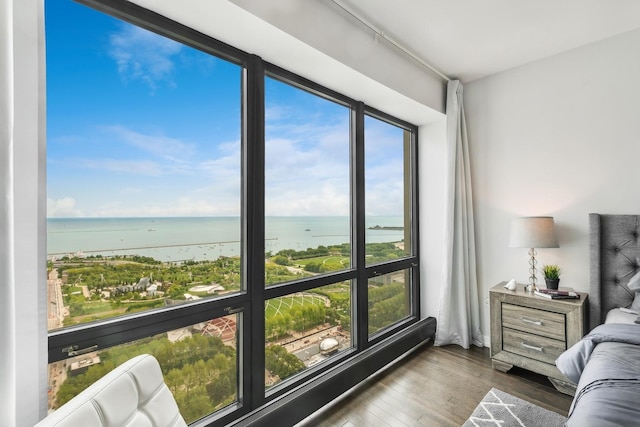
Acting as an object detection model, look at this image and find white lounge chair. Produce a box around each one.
[35,354,187,427]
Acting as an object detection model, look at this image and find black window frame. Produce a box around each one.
[45,1,424,426]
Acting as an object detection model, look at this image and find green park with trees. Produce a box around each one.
[49,241,408,423]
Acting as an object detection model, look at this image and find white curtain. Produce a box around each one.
[435,80,483,348]
[0,1,47,426]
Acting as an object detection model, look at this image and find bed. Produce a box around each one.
[556,214,640,426]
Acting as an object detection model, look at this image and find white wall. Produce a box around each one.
[1,0,47,426]
[227,0,446,115]
[465,28,640,344]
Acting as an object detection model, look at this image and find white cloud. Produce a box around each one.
[197,139,241,180]
[49,103,406,218]
[109,24,182,91]
[63,125,218,179]
[77,158,163,176]
[264,132,351,216]
[48,197,84,218]
[264,182,350,216]
[265,105,289,122]
[90,196,240,218]
[103,125,196,162]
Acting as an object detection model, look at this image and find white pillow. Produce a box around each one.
[605,290,640,325]
[632,291,640,312]
[632,292,640,323]
[605,308,638,324]
[628,259,640,291]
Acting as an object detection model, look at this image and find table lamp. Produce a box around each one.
[509,216,559,292]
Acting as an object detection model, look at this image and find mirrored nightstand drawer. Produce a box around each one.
[502,327,565,365]
[502,303,565,341]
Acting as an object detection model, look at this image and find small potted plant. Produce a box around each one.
[542,264,561,290]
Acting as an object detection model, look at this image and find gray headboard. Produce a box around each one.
[589,213,640,330]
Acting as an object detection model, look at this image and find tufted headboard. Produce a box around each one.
[589,213,640,330]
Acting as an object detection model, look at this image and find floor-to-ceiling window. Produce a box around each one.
[45,1,420,425]
[263,75,354,389]
[364,114,415,336]
[45,2,246,423]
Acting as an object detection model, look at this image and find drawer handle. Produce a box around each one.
[521,342,544,352]
[520,317,542,326]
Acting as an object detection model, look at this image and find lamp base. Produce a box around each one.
[526,248,539,294]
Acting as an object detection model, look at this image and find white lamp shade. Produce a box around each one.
[509,217,559,248]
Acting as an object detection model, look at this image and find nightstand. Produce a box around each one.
[490,282,588,395]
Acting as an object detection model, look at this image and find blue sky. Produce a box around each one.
[46,0,404,218]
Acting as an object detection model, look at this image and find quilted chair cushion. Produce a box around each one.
[35,354,187,427]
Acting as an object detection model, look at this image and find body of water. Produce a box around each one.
[47,216,405,262]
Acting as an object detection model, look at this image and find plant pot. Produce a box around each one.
[545,278,560,290]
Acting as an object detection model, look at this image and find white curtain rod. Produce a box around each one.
[329,0,451,82]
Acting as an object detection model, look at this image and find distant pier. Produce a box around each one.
[368,225,403,230]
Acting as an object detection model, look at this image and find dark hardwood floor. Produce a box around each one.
[296,343,573,426]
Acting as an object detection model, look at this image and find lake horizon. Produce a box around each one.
[47,216,405,262]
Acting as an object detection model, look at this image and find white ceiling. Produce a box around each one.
[335,0,640,82]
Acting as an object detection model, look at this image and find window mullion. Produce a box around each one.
[353,102,368,351]
[244,53,266,410]
[409,128,420,319]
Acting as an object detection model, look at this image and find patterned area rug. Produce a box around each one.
[462,388,567,427]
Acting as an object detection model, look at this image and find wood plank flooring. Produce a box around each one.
[296,343,573,426]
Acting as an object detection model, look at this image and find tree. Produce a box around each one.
[167,284,184,299]
[304,261,322,273]
[273,255,290,266]
[174,386,215,423]
[265,345,305,381]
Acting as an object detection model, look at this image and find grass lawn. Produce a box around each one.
[79,301,115,314]
[265,293,328,318]
[293,254,349,267]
